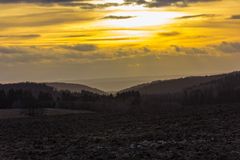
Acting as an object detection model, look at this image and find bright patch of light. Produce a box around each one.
[108,4,146,11]
[111,30,151,38]
[93,0,124,4]
[103,0,124,3]
[101,11,185,28]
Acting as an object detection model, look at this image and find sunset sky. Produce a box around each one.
[0,0,240,88]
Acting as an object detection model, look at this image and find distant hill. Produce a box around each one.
[182,71,240,105]
[46,82,105,95]
[185,71,240,91]
[121,73,227,95]
[0,82,105,95]
[0,82,54,93]
[66,75,183,92]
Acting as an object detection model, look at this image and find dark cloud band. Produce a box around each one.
[177,14,216,19]
[230,15,240,19]
[124,0,220,8]
[103,15,136,19]
[0,0,221,9]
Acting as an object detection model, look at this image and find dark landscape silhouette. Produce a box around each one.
[0,71,240,159]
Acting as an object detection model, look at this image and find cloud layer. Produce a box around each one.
[0,41,239,64]
[0,0,221,9]
[0,0,239,83]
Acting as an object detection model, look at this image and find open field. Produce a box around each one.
[0,108,93,120]
[0,104,240,160]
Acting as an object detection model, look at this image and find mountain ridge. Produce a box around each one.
[119,72,233,95]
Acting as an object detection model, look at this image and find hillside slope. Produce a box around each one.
[121,74,226,95]
[0,82,54,93]
[46,82,105,95]
[182,71,240,105]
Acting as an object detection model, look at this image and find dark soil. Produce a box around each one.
[0,104,240,160]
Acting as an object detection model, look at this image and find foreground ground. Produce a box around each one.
[0,108,93,119]
[0,104,240,160]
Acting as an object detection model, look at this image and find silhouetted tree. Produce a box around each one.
[0,90,7,108]
[38,91,55,108]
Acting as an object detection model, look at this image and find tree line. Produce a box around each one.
[182,72,240,105]
[0,72,240,115]
[0,85,141,114]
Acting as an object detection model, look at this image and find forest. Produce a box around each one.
[0,72,240,115]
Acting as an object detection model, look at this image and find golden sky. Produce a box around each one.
[0,0,240,87]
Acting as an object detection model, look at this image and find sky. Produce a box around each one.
[0,0,240,89]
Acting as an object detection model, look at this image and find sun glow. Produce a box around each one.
[101,11,186,28]
[103,0,124,3]
[93,0,124,4]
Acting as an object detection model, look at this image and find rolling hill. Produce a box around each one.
[185,71,240,91]
[0,82,105,95]
[0,82,54,93]
[46,82,105,95]
[182,71,240,105]
[120,73,227,95]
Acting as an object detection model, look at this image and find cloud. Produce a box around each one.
[0,41,239,65]
[212,42,240,53]
[0,0,121,9]
[124,0,220,8]
[177,14,216,19]
[229,15,240,19]
[0,0,79,4]
[0,45,101,64]
[0,11,95,29]
[63,34,90,38]
[0,46,41,54]
[0,34,40,39]
[0,0,221,9]
[0,46,58,63]
[76,2,120,9]
[170,45,209,55]
[168,41,240,56]
[62,44,98,52]
[0,44,152,64]
[87,37,138,41]
[103,15,136,20]
[158,31,180,36]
